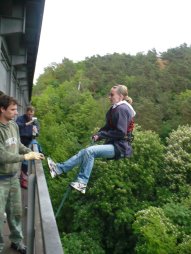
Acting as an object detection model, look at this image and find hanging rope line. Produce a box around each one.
[55,185,72,218]
[55,139,95,218]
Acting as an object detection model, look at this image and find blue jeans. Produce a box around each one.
[57,144,115,184]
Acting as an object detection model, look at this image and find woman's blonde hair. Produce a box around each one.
[112,84,133,104]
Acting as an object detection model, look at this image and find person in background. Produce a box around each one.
[0,94,44,253]
[47,84,136,194]
[16,106,39,189]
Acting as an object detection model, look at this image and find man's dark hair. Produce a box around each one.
[0,95,18,110]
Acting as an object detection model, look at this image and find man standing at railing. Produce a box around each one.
[16,105,40,189]
[0,95,44,253]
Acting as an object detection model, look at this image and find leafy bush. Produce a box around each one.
[160,125,191,200]
[61,232,105,254]
[163,202,191,235]
[177,237,191,254]
[133,206,178,254]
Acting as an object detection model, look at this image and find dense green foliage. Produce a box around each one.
[33,44,191,253]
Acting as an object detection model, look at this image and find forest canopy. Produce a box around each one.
[32,44,191,254]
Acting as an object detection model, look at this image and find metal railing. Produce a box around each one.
[26,144,64,254]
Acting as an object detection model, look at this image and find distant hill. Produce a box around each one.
[33,43,191,138]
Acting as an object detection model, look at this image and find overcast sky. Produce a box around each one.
[34,0,191,82]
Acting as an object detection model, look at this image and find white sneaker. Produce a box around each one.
[70,181,87,194]
[47,157,60,178]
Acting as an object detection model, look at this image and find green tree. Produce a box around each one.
[31,45,191,253]
[133,206,178,254]
[55,127,164,254]
[61,232,105,254]
[158,125,191,202]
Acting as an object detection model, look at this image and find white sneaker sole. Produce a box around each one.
[70,183,86,194]
[47,157,58,178]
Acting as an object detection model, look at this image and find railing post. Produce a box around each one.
[26,173,36,254]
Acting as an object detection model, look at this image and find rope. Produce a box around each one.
[55,185,72,218]
[55,139,95,218]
